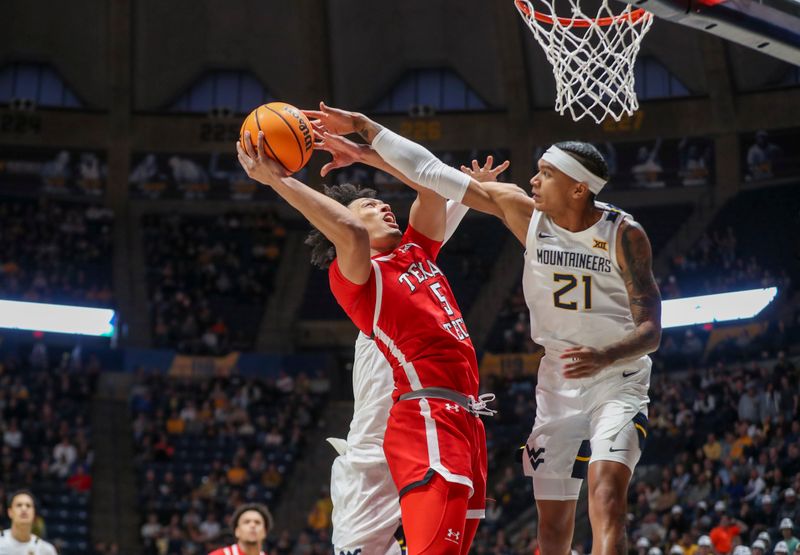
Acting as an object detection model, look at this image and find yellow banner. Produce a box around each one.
[704,322,768,355]
[168,352,240,378]
[480,351,543,376]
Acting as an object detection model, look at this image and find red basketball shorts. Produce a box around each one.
[383,397,487,519]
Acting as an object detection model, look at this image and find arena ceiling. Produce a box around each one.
[3,0,796,114]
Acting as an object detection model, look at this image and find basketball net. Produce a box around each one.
[515,0,654,123]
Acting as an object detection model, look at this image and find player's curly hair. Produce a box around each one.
[305,183,377,269]
[230,502,273,535]
[554,141,609,202]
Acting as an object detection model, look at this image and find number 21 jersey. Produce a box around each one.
[523,202,649,369]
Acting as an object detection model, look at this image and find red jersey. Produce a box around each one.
[329,225,479,400]
[208,545,264,555]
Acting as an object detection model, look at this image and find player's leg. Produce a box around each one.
[460,416,488,555]
[399,473,470,555]
[586,461,632,555]
[330,453,402,555]
[533,483,580,555]
[587,414,646,555]
[523,411,588,555]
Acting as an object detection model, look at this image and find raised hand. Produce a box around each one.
[314,132,370,177]
[460,155,511,183]
[303,102,363,136]
[236,131,290,186]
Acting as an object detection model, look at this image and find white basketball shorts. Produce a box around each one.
[330,443,402,555]
[521,355,651,500]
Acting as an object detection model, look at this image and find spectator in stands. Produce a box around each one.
[66,464,92,493]
[780,519,799,554]
[141,512,162,545]
[710,512,747,554]
[306,488,333,533]
[0,198,114,307]
[153,433,174,461]
[199,512,222,543]
[704,433,723,461]
[165,411,185,435]
[227,457,249,486]
[2,420,23,449]
[261,464,282,489]
[51,435,78,478]
[143,210,284,353]
[745,131,782,181]
[739,385,761,423]
[696,535,713,555]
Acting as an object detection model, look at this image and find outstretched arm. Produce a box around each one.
[236,131,371,284]
[561,220,662,378]
[315,131,505,218]
[307,103,534,243]
[460,160,534,245]
[312,131,446,240]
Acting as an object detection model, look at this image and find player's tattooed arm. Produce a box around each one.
[562,220,661,378]
[353,115,384,143]
[608,220,662,361]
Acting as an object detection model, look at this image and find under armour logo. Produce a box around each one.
[445,529,461,544]
[445,403,460,412]
[526,445,546,470]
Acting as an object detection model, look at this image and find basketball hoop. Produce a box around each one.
[515,0,654,123]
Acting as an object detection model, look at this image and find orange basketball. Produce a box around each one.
[240,102,314,174]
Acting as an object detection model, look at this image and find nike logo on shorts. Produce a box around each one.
[622,369,641,378]
[609,446,629,452]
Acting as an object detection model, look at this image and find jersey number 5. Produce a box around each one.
[553,273,592,310]
[430,282,455,316]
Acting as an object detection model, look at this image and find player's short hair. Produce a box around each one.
[230,503,273,535]
[553,141,609,201]
[304,183,378,269]
[7,489,36,510]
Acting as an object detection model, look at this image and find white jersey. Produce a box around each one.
[522,202,651,380]
[0,530,58,555]
[345,332,396,458]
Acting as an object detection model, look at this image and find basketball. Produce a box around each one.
[240,102,314,174]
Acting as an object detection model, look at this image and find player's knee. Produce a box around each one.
[538,517,572,551]
[590,483,626,522]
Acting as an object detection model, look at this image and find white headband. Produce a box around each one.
[541,146,607,194]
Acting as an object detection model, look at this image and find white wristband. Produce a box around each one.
[372,128,470,202]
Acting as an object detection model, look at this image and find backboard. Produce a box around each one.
[617,0,800,64]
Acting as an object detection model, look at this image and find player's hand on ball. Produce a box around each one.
[315,132,369,177]
[303,101,363,136]
[560,346,613,378]
[236,131,289,186]
[460,156,510,183]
